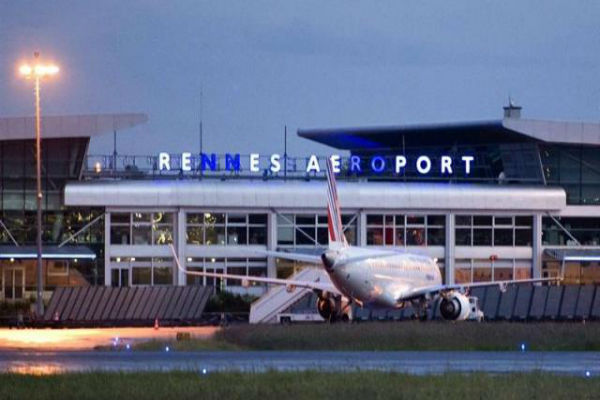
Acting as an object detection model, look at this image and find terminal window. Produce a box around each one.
[455,215,532,247]
[366,214,445,247]
[186,212,267,246]
[110,212,174,245]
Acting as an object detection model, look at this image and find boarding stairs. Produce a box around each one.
[249,267,331,324]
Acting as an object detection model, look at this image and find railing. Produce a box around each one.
[82,153,544,184]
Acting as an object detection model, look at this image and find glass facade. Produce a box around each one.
[0,137,105,299]
[455,215,532,247]
[542,258,600,285]
[455,258,531,284]
[1,258,99,299]
[110,212,173,245]
[186,213,267,246]
[542,217,600,246]
[277,213,357,247]
[366,214,445,246]
[185,257,267,289]
[540,145,600,205]
[110,257,173,286]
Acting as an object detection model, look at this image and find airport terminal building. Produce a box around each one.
[1,105,600,312]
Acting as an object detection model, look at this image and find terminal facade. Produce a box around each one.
[1,106,600,302]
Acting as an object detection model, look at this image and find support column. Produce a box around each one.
[532,213,543,280]
[104,211,111,286]
[176,208,186,285]
[444,213,455,285]
[359,212,367,247]
[267,211,277,278]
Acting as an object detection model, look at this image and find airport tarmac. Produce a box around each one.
[0,327,218,351]
[0,350,598,376]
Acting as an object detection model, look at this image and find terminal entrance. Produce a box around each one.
[111,268,129,287]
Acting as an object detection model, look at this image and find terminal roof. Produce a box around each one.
[0,113,148,141]
[298,118,600,150]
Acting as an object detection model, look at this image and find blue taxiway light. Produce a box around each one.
[165,346,170,352]
[586,371,591,378]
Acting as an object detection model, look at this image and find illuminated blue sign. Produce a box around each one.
[157,153,475,175]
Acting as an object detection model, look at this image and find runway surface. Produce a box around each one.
[1,350,598,376]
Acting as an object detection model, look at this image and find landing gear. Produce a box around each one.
[411,299,430,321]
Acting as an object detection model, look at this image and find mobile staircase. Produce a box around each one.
[249,267,331,324]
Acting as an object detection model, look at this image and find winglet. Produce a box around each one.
[325,158,348,248]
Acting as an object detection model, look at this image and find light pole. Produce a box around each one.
[19,52,59,317]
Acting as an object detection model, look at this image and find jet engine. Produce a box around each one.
[439,292,471,321]
[316,293,352,322]
[317,295,337,321]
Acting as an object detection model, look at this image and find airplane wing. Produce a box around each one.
[403,276,562,300]
[169,245,340,295]
[247,249,322,264]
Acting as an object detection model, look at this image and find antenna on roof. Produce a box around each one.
[199,87,203,178]
[503,96,522,119]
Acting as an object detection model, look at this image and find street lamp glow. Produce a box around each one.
[19,63,59,78]
[18,52,60,317]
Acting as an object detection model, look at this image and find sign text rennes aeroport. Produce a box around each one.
[158,153,475,175]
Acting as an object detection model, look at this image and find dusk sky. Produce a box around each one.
[1,1,599,156]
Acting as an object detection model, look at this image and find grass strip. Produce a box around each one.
[0,371,597,400]
[134,321,600,352]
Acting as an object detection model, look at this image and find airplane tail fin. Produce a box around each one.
[325,158,348,248]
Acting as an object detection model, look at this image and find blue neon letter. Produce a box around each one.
[349,155,362,173]
[225,153,241,171]
[201,153,217,171]
[370,156,386,173]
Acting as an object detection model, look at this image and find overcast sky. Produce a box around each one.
[1,1,599,156]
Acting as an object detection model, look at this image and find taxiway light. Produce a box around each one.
[520,343,526,352]
[202,368,207,375]
[586,371,591,378]
[165,346,170,352]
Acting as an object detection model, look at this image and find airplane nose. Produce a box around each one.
[321,251,337,272]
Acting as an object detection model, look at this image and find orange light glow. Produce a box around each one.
[19,63,59,78]
[0,326,218,351]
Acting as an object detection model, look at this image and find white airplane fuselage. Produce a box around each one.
[323,246,442,308]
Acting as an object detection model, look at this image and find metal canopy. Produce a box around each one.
[65,180,566,211]
[545,248,600,262]
[299,118,600,150]
[0,245,96,260]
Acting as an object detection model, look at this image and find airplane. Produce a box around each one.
[169,159,561,322]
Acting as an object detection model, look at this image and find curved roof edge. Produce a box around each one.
[65,180,566,212]
[299,118,600,149]
[0,113,148,141]
[502,118,600,145]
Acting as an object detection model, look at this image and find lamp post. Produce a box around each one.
[19,52,59,317]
